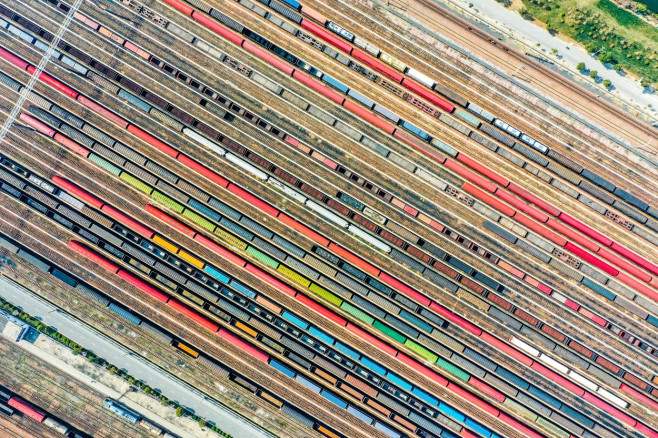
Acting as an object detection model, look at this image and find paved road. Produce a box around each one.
[0,277,274,438]
[434,0,658,117]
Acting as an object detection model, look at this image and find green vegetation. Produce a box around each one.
[590,69,599,77]
[521,0,658,83]
[598,50,613,63]
[603,78,612,87]
[577,61,587,70]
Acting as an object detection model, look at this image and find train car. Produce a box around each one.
[225,153,269,181]
[0,386,12,401]
[182,128,226,156]
[0,402,14,417]
[519,133,549,154]
[280,0,302,11]
[492,118,521,138]
[406,68,435,89]
[379,52,407,73]
[8,396,47,422]
[138,418,164,436]
[175,340,201,358]
[326,21,355,42]
[103,398,140,424]
[44,416,70,435]
[305,200,349,228]
[348,225,392,253]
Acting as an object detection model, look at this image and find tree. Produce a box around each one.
[603,79,611,88]
[590,70,598,78]
[577,62,586,71]
[613,63,623,72]
[640,77,652,88]
[175,406,185,417]
[199,419,207,428]
[584,41,599,53]
[598,51,613,63]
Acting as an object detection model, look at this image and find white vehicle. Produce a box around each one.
[348,225,391,253]
[225,153,268,180]
[305,201,349,228]
[183,128,226,156]
[493,118,521,138]
[406,68,435,89]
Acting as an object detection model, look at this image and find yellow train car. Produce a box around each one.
[174,340,200,358]
[235,321,258,338]
[259,391,283,408]
[178,250,205,269]
[317,426,341,438]
[153,235,179,253]
[379,52,407,72]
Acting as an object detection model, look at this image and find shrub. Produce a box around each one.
[585,41,599,52]
[598,51,613,63]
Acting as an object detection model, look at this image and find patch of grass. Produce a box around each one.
[598,0,647,26]
[522,0,658,82]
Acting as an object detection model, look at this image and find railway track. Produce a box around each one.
[413,0,658,147]
[1,1,658,438]
[311,0,658,197]
[0,335,148,438]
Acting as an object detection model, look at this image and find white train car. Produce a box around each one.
[406,68,435,89]
[183,128,226,156]
[493,118,521,138]
[305,201,349,228]
[348,225,391,253]
[225,153,269,180]
[44,417,70,435]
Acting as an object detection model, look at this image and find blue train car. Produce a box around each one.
[103,399,140,424]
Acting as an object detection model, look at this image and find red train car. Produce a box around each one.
[8,397,46,422]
